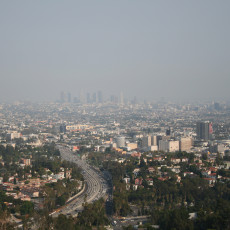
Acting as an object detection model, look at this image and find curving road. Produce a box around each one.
[52,145,108,217]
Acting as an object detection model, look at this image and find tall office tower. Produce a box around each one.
[142,135,152,147]
[60,125,66,133]
[67,93,72,103]
[110,95,117,103]
[87,93,91,103]
[60,91,66,103]
[79,90,84,104]
[214,102,221,111]
[120,92,124,105]
[151,135,157,146]
[132,96,137,105]
[196,121,213,141]
[166,127,171,136]
[73,97,79,103]
[92,92,97,103]
[159,140,169,152]
[157,135,163,146]
[98,91,103,103]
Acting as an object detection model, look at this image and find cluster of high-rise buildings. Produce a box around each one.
[60,92,72,103]
[141,134,193,152]
[59,91,127,105]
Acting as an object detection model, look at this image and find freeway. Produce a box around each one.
[51,145,109,217]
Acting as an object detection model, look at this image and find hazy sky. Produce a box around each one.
[0,1,230,102]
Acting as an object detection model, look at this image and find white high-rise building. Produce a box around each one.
[179,137,193,152]
[169,140,180,152]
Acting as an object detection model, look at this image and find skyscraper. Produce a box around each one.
[166,127,171,136]
[60,125,66,133]
[98,91,103,103]
[79,90,84,104]
[196,121,213,141]
[142,135,152,148]
[67,92,72,103]
[87,93,91,103]
[120,92,124,105]
[92,92,97,103]
[60,91,66,103]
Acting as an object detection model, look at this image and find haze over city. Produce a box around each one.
[0,1,230,102]
[1,2,230,228]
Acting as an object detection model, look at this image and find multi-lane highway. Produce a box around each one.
[52,145,109,217]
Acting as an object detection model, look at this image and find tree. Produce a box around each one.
[55,214,75,230]
[202,153,208,160]
[56,195,66,206]
[20,201,34,216]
